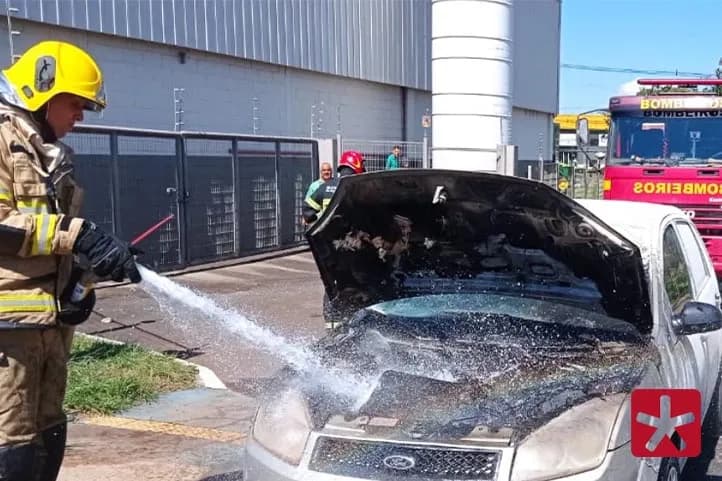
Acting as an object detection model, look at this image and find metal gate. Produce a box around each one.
[66,129,183,271]
[184,137,236,264]
[65,126,318,271]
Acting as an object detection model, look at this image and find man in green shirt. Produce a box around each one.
[386,145,401,170]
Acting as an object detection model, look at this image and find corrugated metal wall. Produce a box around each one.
[6,0,430,90]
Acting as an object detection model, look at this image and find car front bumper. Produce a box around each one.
[243,436,660,481]
[244,439,357,481]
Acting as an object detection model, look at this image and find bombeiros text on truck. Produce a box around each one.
[577,75,722,277]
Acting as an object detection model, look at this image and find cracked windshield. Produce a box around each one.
[3,2,722,481]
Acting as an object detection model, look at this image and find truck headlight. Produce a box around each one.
[511,394,626,481]
[252,389,312,465]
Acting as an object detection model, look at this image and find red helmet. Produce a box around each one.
[338,150,365,174]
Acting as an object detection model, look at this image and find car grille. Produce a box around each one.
[309,436,499,480]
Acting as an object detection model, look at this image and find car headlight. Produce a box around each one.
[511,394,626,481]
[252,389,312,465]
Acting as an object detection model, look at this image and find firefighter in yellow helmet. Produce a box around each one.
[0,41,141,481]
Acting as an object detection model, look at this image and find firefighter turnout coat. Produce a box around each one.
[0,103,84,327]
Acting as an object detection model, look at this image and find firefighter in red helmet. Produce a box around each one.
[303,150,365,224]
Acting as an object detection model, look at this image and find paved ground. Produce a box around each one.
[60,250,324,481]
[57,250,722,480]
[60,389,249,481]
[80,250,326,388]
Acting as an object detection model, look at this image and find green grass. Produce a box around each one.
[65,335,198,415]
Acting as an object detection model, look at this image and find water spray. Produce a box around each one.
[137,265,371,400]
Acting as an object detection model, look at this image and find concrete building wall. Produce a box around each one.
[511,0,561,159]
[0,19,425,140]
[404,87,432,142]
[512,0,560,115]
[0,0,560,151]
[512,107,554,160]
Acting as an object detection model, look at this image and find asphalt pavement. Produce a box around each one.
[57,250,722,480]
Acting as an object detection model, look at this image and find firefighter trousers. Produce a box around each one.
[0,325,74,481]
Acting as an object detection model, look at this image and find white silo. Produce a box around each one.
[431,0,514,171]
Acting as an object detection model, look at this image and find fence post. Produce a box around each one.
[312,139,320,179]
[231,138,240,257]
[335,133,342,170]
[109,131,121,237]
[176,135,189,267]
[274,141,281,248]
[422,136,429,169]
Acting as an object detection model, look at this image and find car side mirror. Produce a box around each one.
[672,301,722,335]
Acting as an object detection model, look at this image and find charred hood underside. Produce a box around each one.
[305,170,652,333]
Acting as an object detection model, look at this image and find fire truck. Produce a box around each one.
[596,78,722,276]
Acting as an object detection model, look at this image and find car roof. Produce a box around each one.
[576,199,685,250]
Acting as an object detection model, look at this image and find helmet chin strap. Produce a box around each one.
[31,100,58,143]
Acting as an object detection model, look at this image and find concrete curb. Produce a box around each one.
[174,357,227,390]
[76,332,228,390]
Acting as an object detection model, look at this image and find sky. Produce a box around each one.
[559,0,722,113]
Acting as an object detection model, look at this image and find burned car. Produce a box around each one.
[244,170,722,481]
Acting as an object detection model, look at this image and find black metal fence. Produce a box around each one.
[516,157,604,200]
[338,138,430,172]
[64,126,318,272]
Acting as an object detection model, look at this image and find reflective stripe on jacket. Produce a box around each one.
[305,178,325,200]
[0,105,85,326]
[302,177,341,223]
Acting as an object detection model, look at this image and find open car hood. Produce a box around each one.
[305,170,652,333]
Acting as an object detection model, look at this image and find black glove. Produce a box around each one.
[57,266,97,326]
[73,221,142,283]
[57,289,96,326]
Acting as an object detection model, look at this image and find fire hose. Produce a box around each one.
[70,214,176,302]
[129,213,176,247]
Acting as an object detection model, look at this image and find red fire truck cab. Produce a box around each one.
[603,78,722,277]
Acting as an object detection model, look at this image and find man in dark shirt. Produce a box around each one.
[303,150,365,224]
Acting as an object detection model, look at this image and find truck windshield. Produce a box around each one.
[609,113,722,165]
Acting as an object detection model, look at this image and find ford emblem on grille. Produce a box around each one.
[382,454,416,471]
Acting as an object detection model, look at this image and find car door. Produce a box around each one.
[657,222,707,404]
[674,220,722,403]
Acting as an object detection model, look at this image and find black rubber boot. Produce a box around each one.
[0,442,38,481]
[38,423,67,481]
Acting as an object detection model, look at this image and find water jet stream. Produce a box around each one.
[138,265,369,400]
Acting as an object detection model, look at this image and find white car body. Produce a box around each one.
[244,172,722,481]
[579,199,722,477]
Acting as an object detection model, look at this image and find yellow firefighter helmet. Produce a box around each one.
[2,40,106,112]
